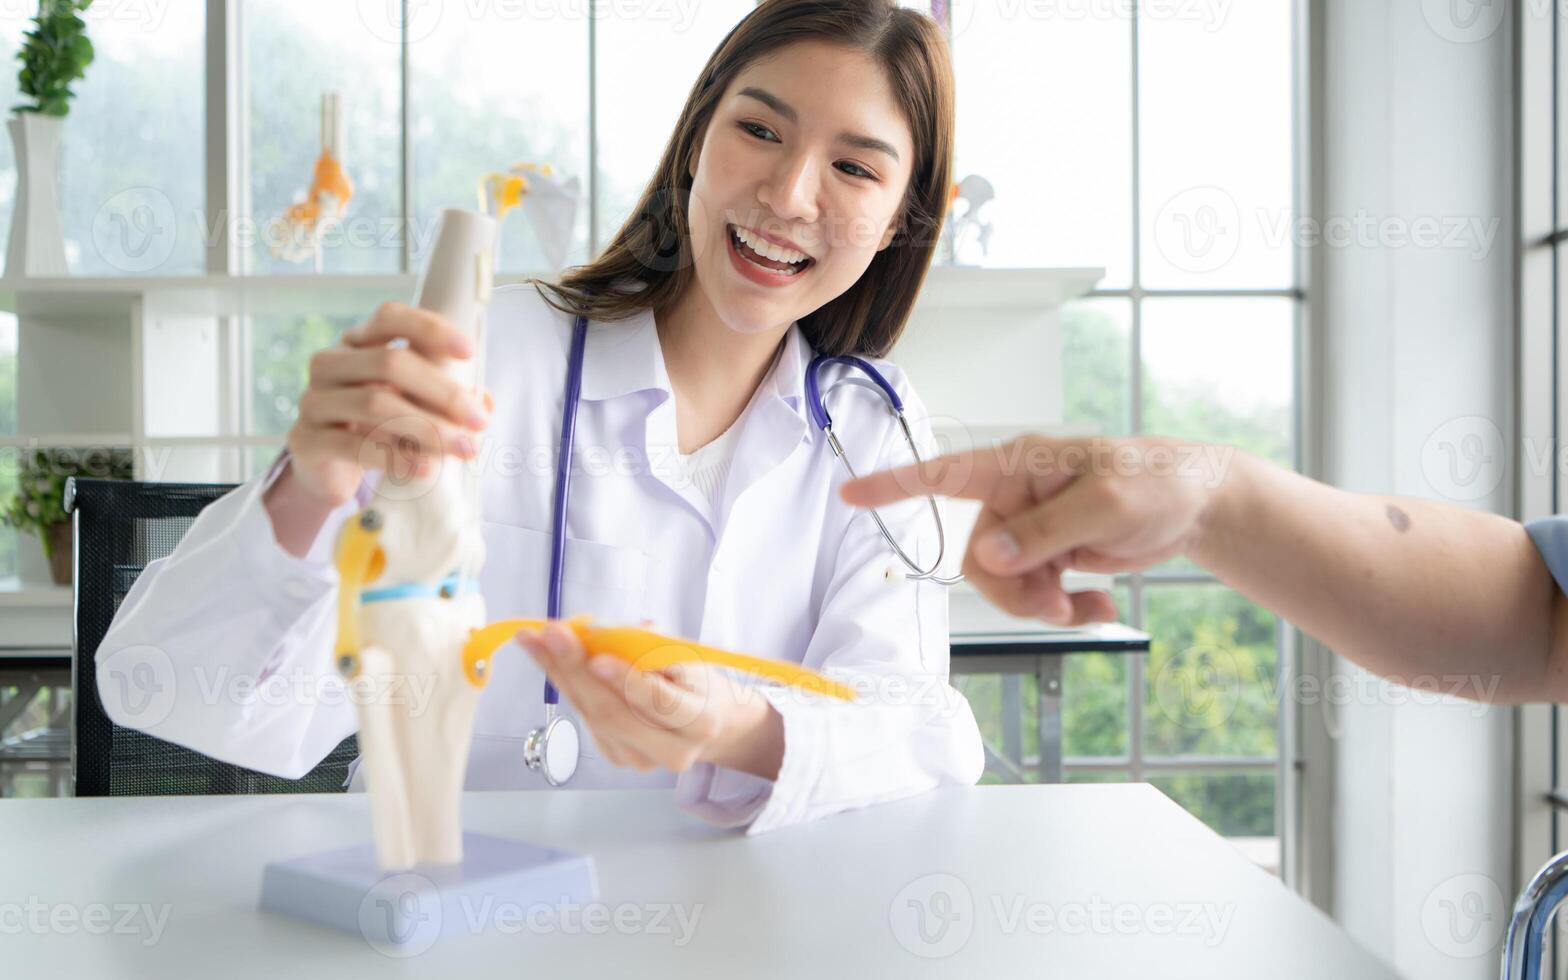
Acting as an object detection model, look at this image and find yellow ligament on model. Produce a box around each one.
[332,506,855,701]
[462,618,858,702]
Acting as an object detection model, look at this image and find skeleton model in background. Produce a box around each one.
[268,92,354,272]
[481,161,581,271]
[941,174,994,266]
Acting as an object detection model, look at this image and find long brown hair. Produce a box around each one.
[531,0,954,358]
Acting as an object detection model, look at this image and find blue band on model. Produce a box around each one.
[360,572,479,604]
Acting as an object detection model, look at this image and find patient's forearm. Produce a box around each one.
[1188,451,1563,702]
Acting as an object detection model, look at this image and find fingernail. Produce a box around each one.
[451,333,475,357]
[979,531,1020,567]
[546,627,578,662]
[454,434,476,458]
[467,403,489,429]
[589,657,617,680]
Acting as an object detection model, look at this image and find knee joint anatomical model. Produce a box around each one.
[332,207,496,871]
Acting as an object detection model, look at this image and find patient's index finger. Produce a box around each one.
[839,448,1005,508]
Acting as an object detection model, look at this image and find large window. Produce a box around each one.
[951,0,1300,868]
[0,2,1301,845]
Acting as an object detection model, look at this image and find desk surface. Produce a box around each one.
[3,785,1392,978]
[951,622,1151,656]
[1,623,1152,665]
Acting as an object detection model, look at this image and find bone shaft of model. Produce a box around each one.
[321,91,342,163]
[414,210,498,389]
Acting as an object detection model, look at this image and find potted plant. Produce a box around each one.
[2,446,130,585]
[7,0,94,277]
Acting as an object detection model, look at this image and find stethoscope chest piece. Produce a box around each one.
[524,712,580,786]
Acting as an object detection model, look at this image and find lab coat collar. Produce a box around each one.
[584,306,816,532]
[769,320,810,420]
[578,305,814,425]
[578,306,671,403]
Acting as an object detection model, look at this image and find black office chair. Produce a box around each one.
[65,478,358,796]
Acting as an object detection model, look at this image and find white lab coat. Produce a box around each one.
[96,282,984,834]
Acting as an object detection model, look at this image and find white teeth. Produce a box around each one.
[733,226,809,265]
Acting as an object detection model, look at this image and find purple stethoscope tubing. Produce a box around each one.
[803,354,902,428]
[804,354,961,586]
[543,314,590,705]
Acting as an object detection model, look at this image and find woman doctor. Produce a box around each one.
[96,0,983,834]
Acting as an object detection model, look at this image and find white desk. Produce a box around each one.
[2,784,1394,977]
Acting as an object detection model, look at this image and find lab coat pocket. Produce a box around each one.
[478,519,650,626]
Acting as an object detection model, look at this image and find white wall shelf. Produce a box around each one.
[0,578,71,607]
[913,266,1104,309]
[0,577,72,649]
[2,263,1103,593]
[0,264,1103,319]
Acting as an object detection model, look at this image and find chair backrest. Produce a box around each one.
[65,477,357,796]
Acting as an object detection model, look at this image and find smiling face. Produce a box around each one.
[683,40,916,336]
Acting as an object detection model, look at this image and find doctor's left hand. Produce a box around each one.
[515,623,785,780]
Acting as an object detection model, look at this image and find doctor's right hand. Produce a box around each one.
[840,434,1232,626]
[279,301,491,508]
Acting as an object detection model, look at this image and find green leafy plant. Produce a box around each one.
[13,0,95,117]
[1,447,131,557]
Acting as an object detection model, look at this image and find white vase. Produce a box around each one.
[6,112,69,277]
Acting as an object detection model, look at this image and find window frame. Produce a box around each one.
[1516,0,1564,958]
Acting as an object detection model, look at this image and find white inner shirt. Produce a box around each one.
[670,338,786,513]
[676,415,744,512]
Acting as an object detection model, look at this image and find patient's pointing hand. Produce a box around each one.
[840,434,1228,626]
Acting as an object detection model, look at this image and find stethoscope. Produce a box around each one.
[523,314,961,787]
